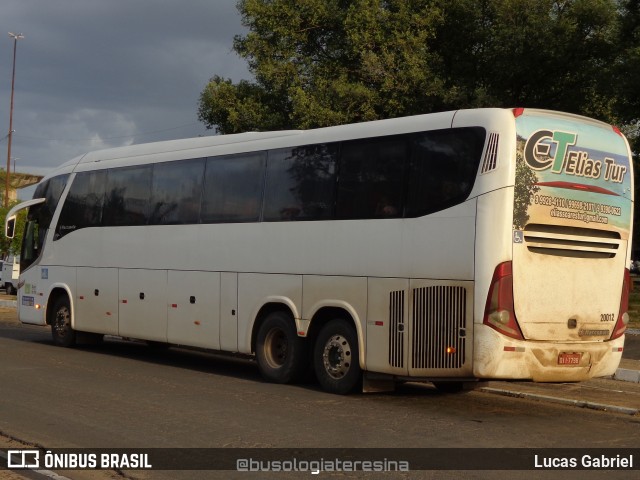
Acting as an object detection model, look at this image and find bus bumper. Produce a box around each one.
[473,325,625,382]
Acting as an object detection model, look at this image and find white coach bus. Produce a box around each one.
[5,108,633,394]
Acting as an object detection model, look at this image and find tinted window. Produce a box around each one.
[56,171,106,238]
[336,137,406,219]
[201,153,265,223]
[22,172,69,263]
[264,144,337,221]
[34,174,69,231]
[150,159,205,225]
[406,127,485,217]
[102,166,152,226]
[45,175,69,207]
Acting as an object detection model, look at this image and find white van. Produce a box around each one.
[2,255,20,295]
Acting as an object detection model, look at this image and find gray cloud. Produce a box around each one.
[0,0,249,184]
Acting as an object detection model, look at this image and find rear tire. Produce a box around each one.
[314,319,361,394]
[255,311,307,384]
[50,296,76,347]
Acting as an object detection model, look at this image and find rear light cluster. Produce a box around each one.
[483,262,524,340]
[611,268,631,340]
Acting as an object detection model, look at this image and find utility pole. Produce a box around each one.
[5,32,24,207]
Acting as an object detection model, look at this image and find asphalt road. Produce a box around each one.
[0,313,639,480]
[623,330,640,359]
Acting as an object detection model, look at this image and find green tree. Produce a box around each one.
[614,0,640,155]
[200,0,447,133]
[432,0,618,119]
[0,201,25,257]
[199,0,621,134]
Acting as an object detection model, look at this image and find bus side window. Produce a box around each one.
[102,166,152,227]
[263,144,337,221]
[201,152,266,223]
[406,128,485,217]
[336,137,406,220]
[56,171,106,239]
[149,158,205,225]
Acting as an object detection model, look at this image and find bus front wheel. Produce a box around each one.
[255,311,306,384]
[50,296,76,348]
[314,319,361,395]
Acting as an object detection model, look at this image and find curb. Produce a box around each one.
[479,387,639,416]
[614,368,640,383]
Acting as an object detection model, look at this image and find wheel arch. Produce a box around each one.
[307,304,365,370]
[250,300,298,354]
[45,285,74,327]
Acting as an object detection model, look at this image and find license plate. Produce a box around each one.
[558,353,582,365]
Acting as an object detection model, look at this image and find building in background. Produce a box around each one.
[0,171,43,202]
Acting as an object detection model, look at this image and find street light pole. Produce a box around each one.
[5,32,24,208]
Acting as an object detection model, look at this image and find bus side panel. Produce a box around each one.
[167,270,221,350]
[473,187,515,325]
[366,277,410,376]
[118,269,168,342]
[237,273,303,355]
[18,265,50,325]
[220,272,238,352]
[75,267,119,335]
[19,266,76,326]
[366,278,474,378]
[401,201,477,281]
[302,275,368,369]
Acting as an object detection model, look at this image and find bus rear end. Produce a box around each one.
[477,109,633,382]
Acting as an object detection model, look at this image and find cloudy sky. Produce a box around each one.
[1,0,250,196]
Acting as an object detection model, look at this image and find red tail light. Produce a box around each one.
[611,268,631,340]
[483,262,524,340]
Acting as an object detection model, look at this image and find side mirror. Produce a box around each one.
[5,215,16,239]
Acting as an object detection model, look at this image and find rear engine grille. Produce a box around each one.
[389,290,405,368]
[523,224,621,258]
[412,286,466,369]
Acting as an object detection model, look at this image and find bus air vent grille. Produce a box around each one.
[523,224,621,259]
[388,290,405,368]
[480,132,499,173]
[411,286,466,369]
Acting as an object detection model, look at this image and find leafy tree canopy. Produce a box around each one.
[199,0,636,141]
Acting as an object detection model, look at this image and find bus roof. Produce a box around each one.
[40,107,623,180]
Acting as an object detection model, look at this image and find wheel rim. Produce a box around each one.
[54,306,70,337]
[263,327,288,369]
[322,334,352,379]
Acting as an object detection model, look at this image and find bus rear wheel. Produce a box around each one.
[255,311,307,384]
[314,319,361,395]
[51,296,76,348]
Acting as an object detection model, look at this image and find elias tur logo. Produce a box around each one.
[523,129,627,183]
[524,129,579,172]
